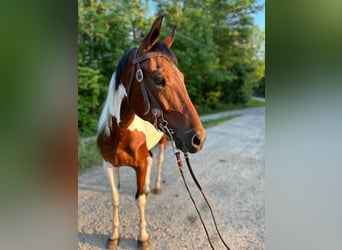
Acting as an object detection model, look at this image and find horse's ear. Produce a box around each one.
[142,15,164,50]
[163,26,176,48]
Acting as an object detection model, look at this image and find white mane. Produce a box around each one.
[97,72,127,136]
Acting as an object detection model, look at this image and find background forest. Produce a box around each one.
[78,0,265,136]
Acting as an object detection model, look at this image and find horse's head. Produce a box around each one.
[126,15,205,153]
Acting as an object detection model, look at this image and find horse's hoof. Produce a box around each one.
[138,237,150,249]
[153,188,161,195]
[145,190,151,197]
[106,237,119,249]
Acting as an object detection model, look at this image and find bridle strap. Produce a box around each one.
[125,49,139,104]
[132,52,170,65]
[126,47,171,117]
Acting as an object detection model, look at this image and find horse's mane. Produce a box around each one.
[115,47,137,90]
[97,43,178,135]
[97,48,135,135]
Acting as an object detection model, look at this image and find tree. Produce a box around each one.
[78,0,153,135]
[78,66,101,136]
[208,0,264,104]
[78,0,130,135]
[154,0,265,106]
[155,0,225,108]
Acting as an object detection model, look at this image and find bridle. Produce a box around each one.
[124,47,231,250]
[125,47,178,143]
[126,48,170,123]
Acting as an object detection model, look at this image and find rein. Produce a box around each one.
[159,118,231,250]
[126,47,231,249]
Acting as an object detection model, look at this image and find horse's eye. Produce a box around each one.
[154,77,166,86]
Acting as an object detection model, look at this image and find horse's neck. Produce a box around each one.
[116,99,135,129]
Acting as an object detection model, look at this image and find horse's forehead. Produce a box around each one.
[142,56,180,75]
[144,58,159,70]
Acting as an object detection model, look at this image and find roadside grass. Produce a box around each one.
[78,137,102,173]
[197,98,265,115]
[78,99,264,172]
[202,114,240,128]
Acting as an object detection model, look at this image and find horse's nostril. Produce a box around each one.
[192,135,201,147]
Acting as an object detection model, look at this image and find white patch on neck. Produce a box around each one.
[128,115,164,150]
[109,83,127,124]
[97,73,127,136]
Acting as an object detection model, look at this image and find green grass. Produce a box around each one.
[78,137,102,172]
[197,99,265,115]
[202,114,240,128]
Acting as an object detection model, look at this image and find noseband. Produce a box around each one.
[126,47,173,133]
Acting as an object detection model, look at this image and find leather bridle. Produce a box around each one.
[126,48,170,114]
[125,47,174,134]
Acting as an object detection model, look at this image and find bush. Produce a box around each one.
[78,66,101,136]
[253,76,265,98]
[78,137,102,171]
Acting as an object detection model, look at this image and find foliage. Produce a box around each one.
[78,66,101,136]
[155,0,265,105]
[253,75,265,97]
[78,0,265,136]
[78,136,102,171]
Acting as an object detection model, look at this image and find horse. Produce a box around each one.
[97,15,205,249]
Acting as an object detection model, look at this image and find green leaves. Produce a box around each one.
[78,66,101,136]
[156,0,265,107]
[78,0,132,136]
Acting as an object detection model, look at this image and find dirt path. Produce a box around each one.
[78,107,265,250]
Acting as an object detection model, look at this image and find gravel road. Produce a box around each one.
[78,106,265,250]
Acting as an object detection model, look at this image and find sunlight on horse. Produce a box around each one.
[97,15,205,249]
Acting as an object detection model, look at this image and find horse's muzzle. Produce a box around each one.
[176,129,205,154]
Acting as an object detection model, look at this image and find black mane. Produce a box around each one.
[115,47,136,90]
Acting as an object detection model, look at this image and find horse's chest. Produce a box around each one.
[127,115,164,150]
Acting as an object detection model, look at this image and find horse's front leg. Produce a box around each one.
[103,161,120,249]
[144,152,153,196]
[135,157,150,248]
[154,138,166,194]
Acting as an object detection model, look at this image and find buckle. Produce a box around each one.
[136,69,143,82]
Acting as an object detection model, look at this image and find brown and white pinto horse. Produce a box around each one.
[97,15,205,249]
